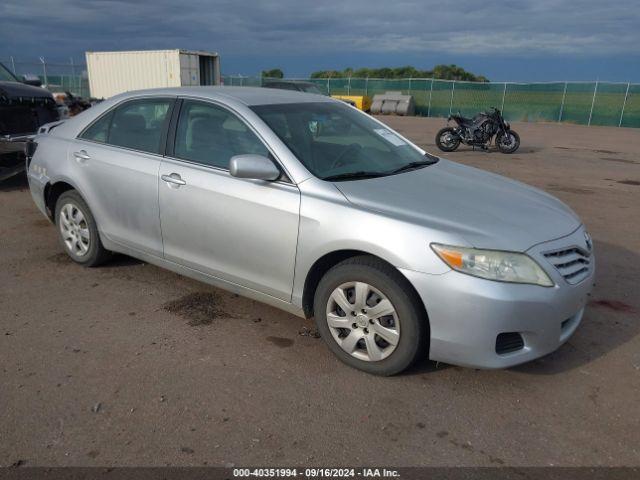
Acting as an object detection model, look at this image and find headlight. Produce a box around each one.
[431,244,554,287]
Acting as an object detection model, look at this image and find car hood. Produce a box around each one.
[334,159,581,252]
[0,81,54,100]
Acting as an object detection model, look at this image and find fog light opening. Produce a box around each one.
[496,332,525,355]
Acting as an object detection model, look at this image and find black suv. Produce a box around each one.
[0,62,59,180]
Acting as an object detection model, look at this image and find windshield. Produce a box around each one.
[0,63,19,82]
[251,102,438,181]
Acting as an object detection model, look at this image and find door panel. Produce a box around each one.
[159,158,300,300]
[72,141,163,255]
[72,97,174,255]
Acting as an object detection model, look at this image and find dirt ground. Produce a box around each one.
[1,118,639,468]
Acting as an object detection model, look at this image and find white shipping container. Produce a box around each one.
[85,49,220,99]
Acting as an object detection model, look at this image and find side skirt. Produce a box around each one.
[101,235,306,318]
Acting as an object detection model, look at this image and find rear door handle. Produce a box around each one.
[161,173,186,187]
[73,150,90,162]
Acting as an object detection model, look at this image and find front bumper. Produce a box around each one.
[401,227,595,369]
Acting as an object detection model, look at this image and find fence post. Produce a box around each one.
[448,81,455,116]
[365,76,369,96]
[427,78,434,117]
[39,57,48,88]
[10,56,16,75]
[408,77,412,96]
[558,82,568,122]
[70,58,76,94]
[347,76,351,95]
[588,81,598,126]
[327,76,331,95]
[500,82,507,112]
[619,82,630,127]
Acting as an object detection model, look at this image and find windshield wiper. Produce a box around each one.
[390,156,439,175]
[323,171,387,182]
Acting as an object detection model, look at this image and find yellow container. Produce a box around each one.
[331,95,372,112]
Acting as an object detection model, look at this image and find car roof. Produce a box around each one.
[263,80,317,86]
[114,86,334,106]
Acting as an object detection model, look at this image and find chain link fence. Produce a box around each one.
[3,58,636,128]
[1,58,90,98]
[223,75,640,128]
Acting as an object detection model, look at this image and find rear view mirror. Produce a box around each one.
[229,154,280,181]
[308,120,321,137]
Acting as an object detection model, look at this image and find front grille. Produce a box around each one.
[543,246,591,285]
[496,332,524,355]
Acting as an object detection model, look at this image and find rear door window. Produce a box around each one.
[107,99,172,154]
[80,111,113,143]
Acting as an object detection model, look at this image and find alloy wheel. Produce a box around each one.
[441,132,458,148]
[499,133,516,148]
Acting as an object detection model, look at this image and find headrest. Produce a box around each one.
[115,113,146,131]
[190,116,225,138]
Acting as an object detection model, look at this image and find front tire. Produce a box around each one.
[435,127,461,152]
[55,190,111,267]
[313,256,428,376]
[496,130,520,154]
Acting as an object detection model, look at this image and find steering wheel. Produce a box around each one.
[330,143,362,169]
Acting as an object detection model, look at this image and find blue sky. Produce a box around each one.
[1,0,639,82]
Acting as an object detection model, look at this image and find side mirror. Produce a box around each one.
[22,74,43,87]
[229,154,280,181]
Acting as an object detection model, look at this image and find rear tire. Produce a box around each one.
[496,130,520,154]
[435,127,461,152]
[55,190,111,267]
[313,256,428,376]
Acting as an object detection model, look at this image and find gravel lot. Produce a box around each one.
[1,118,639,467]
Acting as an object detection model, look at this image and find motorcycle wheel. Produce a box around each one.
[496,130,520,154]
[436,127,461,152]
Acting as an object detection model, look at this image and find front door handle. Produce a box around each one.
[73,150,90,162]
[161,173,186,187]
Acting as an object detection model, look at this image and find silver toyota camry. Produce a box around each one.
[26,87,595,375]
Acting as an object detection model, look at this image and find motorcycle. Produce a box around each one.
[435,107,520,154]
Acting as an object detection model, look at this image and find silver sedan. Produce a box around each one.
[26,87,595,375]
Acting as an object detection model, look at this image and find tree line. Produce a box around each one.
[262,65,488,82]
